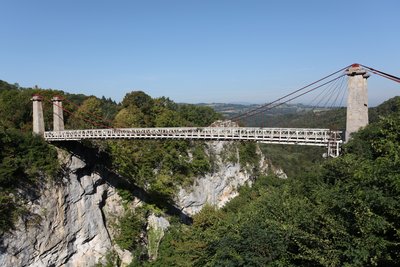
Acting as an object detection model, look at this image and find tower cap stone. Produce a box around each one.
[31,94,43,101]
[346,65,367,76]
[51,95,63,101]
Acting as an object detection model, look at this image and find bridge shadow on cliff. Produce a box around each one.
[54,141,193,225]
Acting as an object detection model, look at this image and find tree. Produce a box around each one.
[114,106,147,128]
[68,97,105,129]
[122,91,154,112]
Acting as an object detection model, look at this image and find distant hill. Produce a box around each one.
[195,102,327,119]
[261,97,400,130]
[196,96,400,130]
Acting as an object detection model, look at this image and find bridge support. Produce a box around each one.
[31,95,45,135]
[345,64,369,142]
[52,96,64,131]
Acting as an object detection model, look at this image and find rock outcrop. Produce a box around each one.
[0,152,124,267]
[146,214,170,261]
[176,141,271,215]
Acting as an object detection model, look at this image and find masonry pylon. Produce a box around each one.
[345,64,370,142]
[52,96,64,131]
[31,95,45,135]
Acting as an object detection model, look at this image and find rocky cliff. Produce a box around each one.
[177,141,271,215]
[0,150,125,267]
[0,141,282,266]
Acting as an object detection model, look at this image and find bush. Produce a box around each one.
[114,211,145,251]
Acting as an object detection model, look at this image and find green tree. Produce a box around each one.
[68,97,105,129]
[115,211,144,251]
[122,91,154,112]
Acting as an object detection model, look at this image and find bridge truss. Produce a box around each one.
[44,127,342,157]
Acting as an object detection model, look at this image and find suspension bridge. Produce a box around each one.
[32,64,399,157]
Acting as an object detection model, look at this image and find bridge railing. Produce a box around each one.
[43,127,342,157]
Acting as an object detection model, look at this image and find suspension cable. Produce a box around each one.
[329,75,346,109]
[310,74,341,109]
[262,74,347,114]
[360,64,400,83]
[57,95,115,125]
[234,73,347,121]
[41,96,113,129]
[230,65,352,121]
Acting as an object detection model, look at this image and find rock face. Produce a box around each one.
[209,120,239,127]
[176,141,270,215]
[0,152,124,267]
[0,141,284,266]
[146,214,170,261]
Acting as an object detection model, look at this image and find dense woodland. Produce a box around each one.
[1,79,400,266]
[0,80,223,230]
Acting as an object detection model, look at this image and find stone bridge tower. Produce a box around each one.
[52,96,64,131]
[345,64,370,141]
[32,95,65,135]
[31,95,45,135]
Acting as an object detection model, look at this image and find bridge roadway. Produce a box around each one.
[44,127,342,157]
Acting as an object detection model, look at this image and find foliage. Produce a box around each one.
[190,145,211,175]
[178,104,222,127]
[114,211,145,251]
[152,105,400,266]
[0,125,59,233]
[147,221,165,260]
[108,91,222,208]
[0,194,17,233]
[95,250,121,267]
[68,97,107,129]
[369,96,400,123]
[243,98,400,131]
[238,141,259,167]
[108,139,213,205]
[260,144,325,178]
[3,77,400,266]
[244,107,347,130]
[122,91,154,110]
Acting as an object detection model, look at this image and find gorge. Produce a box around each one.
[1,80,400,266]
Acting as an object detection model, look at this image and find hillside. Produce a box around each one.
[1,79,400,266]
[202,97,400,131]
[152,97,400,266]
[0,80,223,231]
[0,80,271,266]
[223,97,400,179]
[197,102,320,119]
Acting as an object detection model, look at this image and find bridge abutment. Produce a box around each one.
[31,95,45,135]
[346,64,369,142]
[52,96,64,131]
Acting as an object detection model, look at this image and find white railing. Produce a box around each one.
[43,127,342,157]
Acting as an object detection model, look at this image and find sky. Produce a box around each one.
[0,0,399,105]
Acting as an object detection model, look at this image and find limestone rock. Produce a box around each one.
[273,167,288,179]
[176,141,275,215]
[176,162,246,215]
[146,214,170,261]
[209,120,239,127]
[0,153,125,267]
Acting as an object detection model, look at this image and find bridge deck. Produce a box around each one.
[44,127,342,156]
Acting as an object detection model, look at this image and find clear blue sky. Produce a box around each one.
[0,0,398,105]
